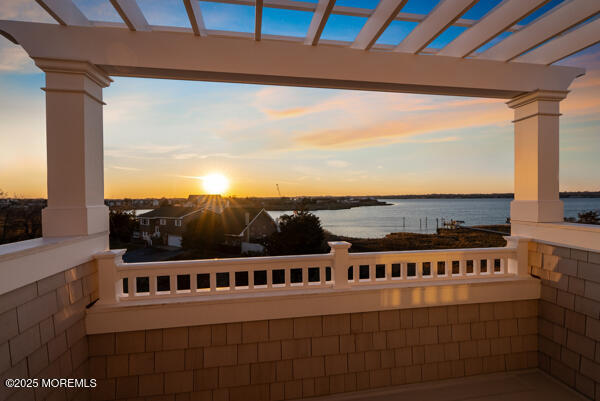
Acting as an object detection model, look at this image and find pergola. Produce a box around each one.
[1,0,599,247]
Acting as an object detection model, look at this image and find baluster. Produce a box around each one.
[170,274,177,295]
[303,267,308,286]
[229,271,235,290]
[191,272,198,293]
[267,269,273,289]
[385,263,392,281]
[474,259,481,276]
[369,264,375,282]
[401,262,407,280]
[149,275,157,297]
[431,261,437,279]
[417,262,423,279]
[320,266,326,286]
[487,258,493,275]
[285,268,290,287]
[249,269,254,290]
[210,272,216,292]
[128,275,135,296]
[459,259,466,277]
[353,265,358,284]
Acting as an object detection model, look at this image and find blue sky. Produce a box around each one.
[0,0,598,198]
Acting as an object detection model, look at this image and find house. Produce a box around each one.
[222,208,279,253]
[138,206,202,247]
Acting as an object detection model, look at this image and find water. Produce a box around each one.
[268,198,600,238]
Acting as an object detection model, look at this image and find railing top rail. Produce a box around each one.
[117,252,333,271]
[348,246,516,258]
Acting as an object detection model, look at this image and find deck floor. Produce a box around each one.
[307,370,587,401]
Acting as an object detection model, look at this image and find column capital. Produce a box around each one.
[33,58,112,88]
[506,89,569,109]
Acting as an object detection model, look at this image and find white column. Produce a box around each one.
[35,59,112,237]
[507,90,567,223]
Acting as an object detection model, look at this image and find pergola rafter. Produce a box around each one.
[109,0,151,32]
[205,0,523,32]
[477,0,600,62]
[183,0,208,37]
[438,0,550,58]
[394,0,477,54]
[304,0,335,46]
[351,0,408,50]
[514,17,600,65]
[255,0,264,41]
[34,0,91,27]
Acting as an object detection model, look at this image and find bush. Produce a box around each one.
[109,210,138,243]
[578,210,600,225]
[264,210,326,256]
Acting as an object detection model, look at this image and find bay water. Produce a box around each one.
[267,198,600,238]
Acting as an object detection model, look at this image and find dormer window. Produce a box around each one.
[175,219,182,227]
[160,219,166,225]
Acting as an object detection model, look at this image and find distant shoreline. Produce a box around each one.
[375,191,600,199]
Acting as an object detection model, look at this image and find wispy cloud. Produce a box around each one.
[294,105,508,149]
[0,44,32,72]
[110,166,141,171]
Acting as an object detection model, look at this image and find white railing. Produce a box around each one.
[95,238,529,305]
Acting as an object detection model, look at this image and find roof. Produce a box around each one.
[138,206,200,218]
[220,208,264,235]
[1,1,596,98]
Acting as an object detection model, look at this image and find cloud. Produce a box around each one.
[110,166,141,171]
[0,0,54,22]
[0,44,33,72]
[327,160,350,168]
[400,136,461,144]
[294,104,508,149]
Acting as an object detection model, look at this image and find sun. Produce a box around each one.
[202,173,229,195]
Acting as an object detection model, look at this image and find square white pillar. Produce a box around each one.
[507,90,568,223]
[35,59,112,237]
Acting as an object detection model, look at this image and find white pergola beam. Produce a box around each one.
[395,0,477,54]
[183,0,207,37]
[305,0,335,46]
[0,21,583,99]
[255,0,264,41]
[34,0,91,26]
[514,17,600,65]
[478,0,600,62]
[351,0,408,50]
[110,0,150,32]
[438,0,549,58]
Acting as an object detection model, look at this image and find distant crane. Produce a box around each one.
[276,184,283,198]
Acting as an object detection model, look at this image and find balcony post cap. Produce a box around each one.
[503,235,530,244]
[328,241,351,252]
[94,249,126,260]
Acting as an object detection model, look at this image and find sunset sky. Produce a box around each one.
[1,0,599,198]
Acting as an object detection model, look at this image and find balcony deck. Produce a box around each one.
[312,370,587,401]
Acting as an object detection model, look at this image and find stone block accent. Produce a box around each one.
[0,260,96,401]
[532,242,600,400]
